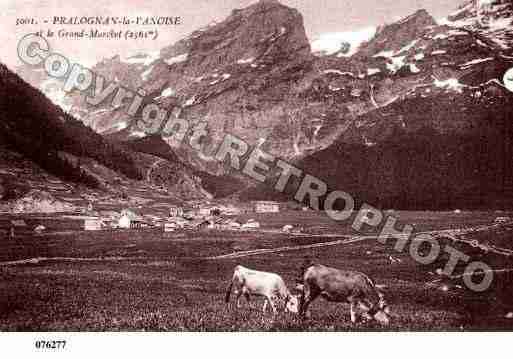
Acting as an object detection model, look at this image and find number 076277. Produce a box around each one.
[34,340,67,350]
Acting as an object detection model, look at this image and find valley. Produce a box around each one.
[0,210,512,331]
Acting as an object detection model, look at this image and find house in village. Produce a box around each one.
[118,212,132,229]
[206,217,239,230]
[189,218,210,229]
[164,218,189,232]
[241,219,261,230]
[199,207,213,217]
[55,216,105,231]
[9,219,27,238]
[169,206,184,217]
[254,201,280,213]
[182,203,220,219]
[118,209,152,229]
[83,217,103,231]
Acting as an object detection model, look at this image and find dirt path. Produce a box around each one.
[209,222,513,260]
[207,235,378,260]
[0,256,148,266]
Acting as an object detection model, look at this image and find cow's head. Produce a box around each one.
[285,295,300,313]
[373,292,391,325]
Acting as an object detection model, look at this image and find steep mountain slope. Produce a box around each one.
[243,0,513,209]
[0,63,208,203]
[0,63,140,185]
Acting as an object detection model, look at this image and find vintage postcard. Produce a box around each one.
[0,0,512,356]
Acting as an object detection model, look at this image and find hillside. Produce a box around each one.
[0,63,209,207]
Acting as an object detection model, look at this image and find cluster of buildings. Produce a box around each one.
[162,203,273,232]
[0,200,284,236]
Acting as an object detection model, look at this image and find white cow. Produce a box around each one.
[225,265,298,313]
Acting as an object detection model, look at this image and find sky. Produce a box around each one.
[1,0,465,69]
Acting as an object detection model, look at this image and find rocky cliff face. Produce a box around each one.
[242,0,513,209]
[59,0,322,173]
[141,0,316,171]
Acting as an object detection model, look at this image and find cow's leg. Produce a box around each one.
[235,290,243,308]
[268,296,277,314]
[300,286,319,318]
[262,297,276,314]
[350,300,360,323]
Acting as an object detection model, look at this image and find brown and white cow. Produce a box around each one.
[293,264,391,324]
[225,265,298,314]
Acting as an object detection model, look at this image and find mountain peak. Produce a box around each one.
[354,8,435,58]
[158,0,311,80]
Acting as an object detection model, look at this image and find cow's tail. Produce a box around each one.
[225,280,234,303]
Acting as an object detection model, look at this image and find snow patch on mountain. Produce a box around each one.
[122,51,159,66]
[323,69,355,77]
[141,65,154,81]
[165,53,188,66]
[237,57,255,64]
[409,63,421,73]
[311,27,376,56]
[209,73,231,85]
[397,40,419,53]
[414,53,425,61]
[460,57,494,69]
[130,130,147,138]
[184,96,197,107]
[433,77,466,93]
[374,50,408,74]
[157,87,175,99]
[367,68,381,76]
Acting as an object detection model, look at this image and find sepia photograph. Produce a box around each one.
[1,0,513,353]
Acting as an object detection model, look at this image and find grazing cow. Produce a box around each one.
[295,264,391,324]
[225,265,298,313]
